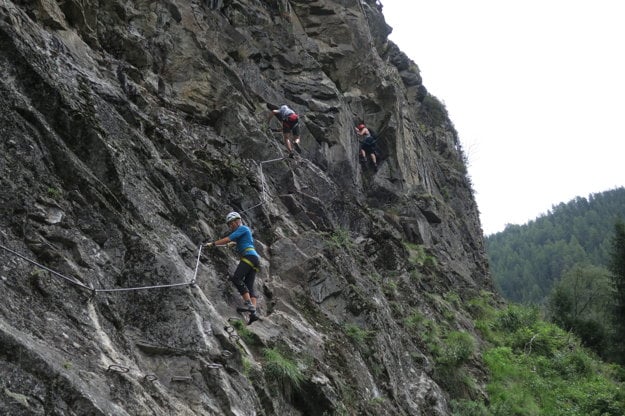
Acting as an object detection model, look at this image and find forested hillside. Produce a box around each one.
[486,187,625,304]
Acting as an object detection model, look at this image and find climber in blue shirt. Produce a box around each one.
[267,104,301,157]
[205,211,261,324]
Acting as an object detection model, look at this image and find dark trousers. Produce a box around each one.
[231,255,259,297]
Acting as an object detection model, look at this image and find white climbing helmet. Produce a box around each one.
[225,211,241,224]
[279,105,292,117]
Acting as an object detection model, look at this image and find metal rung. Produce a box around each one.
[171,375,193,382]
[107,364,129,373]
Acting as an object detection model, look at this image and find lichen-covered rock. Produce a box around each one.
[0,0,491,414]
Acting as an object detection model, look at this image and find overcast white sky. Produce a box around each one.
[380,0,625,235]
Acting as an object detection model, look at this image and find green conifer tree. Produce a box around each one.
[609,220,625,362]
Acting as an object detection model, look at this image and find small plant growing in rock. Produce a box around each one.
[231,319,260,346]
[262,347,304,393]
[450,399,489,416]
[444,291,461,307]
[327,228,353,249]
[417,122,429,135]
[409,268,423,282]
[47,187,62,200]
[241,355,252,376]
[30,268,46,279]
[432,330,478,399]
[467,291,497,321]
[404,309,425,330]
[369,396,385,405]
[382,281,398,299]
[369,272,382,283]
[438,331,476,368]
[343,323,374,349]
[405,242,437,268]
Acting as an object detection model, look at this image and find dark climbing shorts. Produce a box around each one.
[360,143,377,156]
[282,120,300,136]
[231,255,259,298]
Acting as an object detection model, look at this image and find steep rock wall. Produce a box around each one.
[0,0,492,415]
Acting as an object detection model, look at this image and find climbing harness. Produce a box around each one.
[233,246,260,271]
[240,256,259,272]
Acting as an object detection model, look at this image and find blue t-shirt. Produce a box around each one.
[228,225,259,258]
[278,105,294,120]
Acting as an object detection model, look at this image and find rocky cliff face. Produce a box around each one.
[0,1,492,415]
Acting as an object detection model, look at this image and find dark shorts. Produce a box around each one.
[360,143,377,155]
[282,120,300,136]
[231,255,259,297]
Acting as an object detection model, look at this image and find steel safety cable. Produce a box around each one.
[0,243,197,294]
[0,243,92,291]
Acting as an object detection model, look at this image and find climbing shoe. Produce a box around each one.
[294,142,302,154]
[237,301,256,313]
[359,155,367,164]
[288,152,295,158]
[372,163,378,172]
[247,313,260,325]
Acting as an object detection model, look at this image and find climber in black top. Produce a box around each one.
[355,123,378,172]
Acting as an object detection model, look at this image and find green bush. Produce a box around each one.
[47,187,62,199]
[431,330,478,399]
[551,349,594,378]
[382,281,398,299]
[231,318,260,345]
[507,322,570,357]
[483,347,542,415]
[451,399,489,416]
[479,304,625,416]
[404,309,425,330]
[344,323,374,349]
[262,348,304,390]
[327,228,353,249]
[467,291,498,320]
[405,242,437,268]
[404,312,440,354]
[439,331,475,367]
[493,304,539,332]
[582,386,625,415]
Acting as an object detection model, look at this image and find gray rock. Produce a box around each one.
[0,0,492,415]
